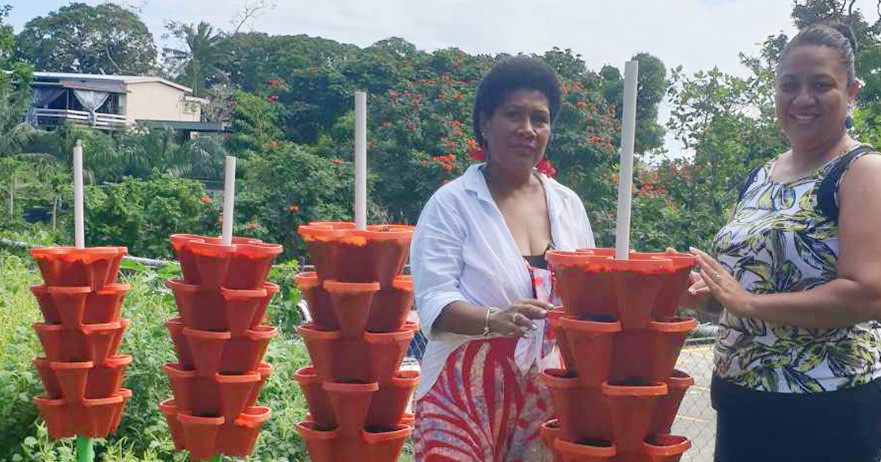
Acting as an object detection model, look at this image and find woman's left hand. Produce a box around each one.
[690,247,755,317]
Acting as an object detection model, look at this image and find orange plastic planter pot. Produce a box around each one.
[362,424,412,462]
[158,398,186,450]
[217,406,272,457]
[324,279,381,339]
[81,320,127,363]
[365,369,419,430]
[30,246,126,291]
[169,233,205,284]
[183,327,232,377]
[215,371,262,420]
[546,307,575,369]
[642,434,691,462]
[337,225,413,286]
[295,421,342,462]
[86,354,132,398]
[109,388,132,430]
[49,360,93,401]
[32,358,61,398]
[252,282,279,328]
[188,241,235,289]
[165,279,226,331]
[294,366,335,429]
[46,285,92,329]
[30,285,59,324]
[558,315,621,387]
[298,223,353,282]
[164,317,194,369]
[295,272,338,331]
[296,324,344,381]
[85,283,130,324]
[246,362,274,406]
[220,286,270,336]
[540,419,565,462]
[649,370,695,435]
[82,393,125,438]
[220,325,278,375]
[226,243,283,289]
[541,368,611,443]
[554,438,617,462]
[367,275,414,333]
[33,396,76,440]
[364,322,416,383]
[177,412,224,461]
[602,381,668,453]
[324,380,379,435]
[610,318,697,385]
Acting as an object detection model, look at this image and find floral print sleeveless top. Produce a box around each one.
[713,148,881,393]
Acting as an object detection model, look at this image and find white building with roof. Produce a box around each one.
[27,72,224,133]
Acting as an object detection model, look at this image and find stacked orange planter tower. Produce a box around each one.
[542,248,697,462]
[158,234,283,461]
[29,246,134,441]
[294,221,419,462]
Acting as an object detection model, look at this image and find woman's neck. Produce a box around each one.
[789,134,856,173]
[483,162,537,197]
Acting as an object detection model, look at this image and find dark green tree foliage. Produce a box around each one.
[215,33,359,143]
[237,142,355,258]
[632,53,667,153]
[0,4,31,158]
[16,2,156,74]
[163,21,228,97]
[82,173,217,257]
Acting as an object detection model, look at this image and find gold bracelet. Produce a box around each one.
[483,307,498,337]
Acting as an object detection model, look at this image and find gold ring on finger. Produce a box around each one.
[712,271,721,282]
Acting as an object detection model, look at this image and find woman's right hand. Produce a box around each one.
[488,299,552,337]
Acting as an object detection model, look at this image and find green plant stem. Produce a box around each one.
[208,455,222,462]
[76,435,94,462]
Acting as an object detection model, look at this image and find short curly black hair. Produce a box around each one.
[472,56,562,148]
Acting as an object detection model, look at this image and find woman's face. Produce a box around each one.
[775,44,857,151]
[480,88,552,174]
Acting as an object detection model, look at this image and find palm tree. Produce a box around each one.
[163,22,228,97]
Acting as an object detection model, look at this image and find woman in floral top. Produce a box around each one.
[688,23,881,462]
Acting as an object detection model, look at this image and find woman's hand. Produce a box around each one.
[679,271,712,310]
[690,247,755,317]
[488,299,552,338]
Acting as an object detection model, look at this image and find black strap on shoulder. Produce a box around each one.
[737,166,762,202]
[817,145,876,224]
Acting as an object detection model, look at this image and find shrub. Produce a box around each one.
[74,173,218,258]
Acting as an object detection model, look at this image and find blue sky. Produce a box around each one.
[10,0,876,157]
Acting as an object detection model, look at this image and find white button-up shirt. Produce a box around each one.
[410,163,595,398]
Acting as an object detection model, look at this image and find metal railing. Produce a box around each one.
[32,108,127,129]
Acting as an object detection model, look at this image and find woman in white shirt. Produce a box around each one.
[410,56,595,462]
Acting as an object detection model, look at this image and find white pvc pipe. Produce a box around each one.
[221,155,237,246]
[354,91,367,230]
[73,140,85,249]
[615,60,639,260]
